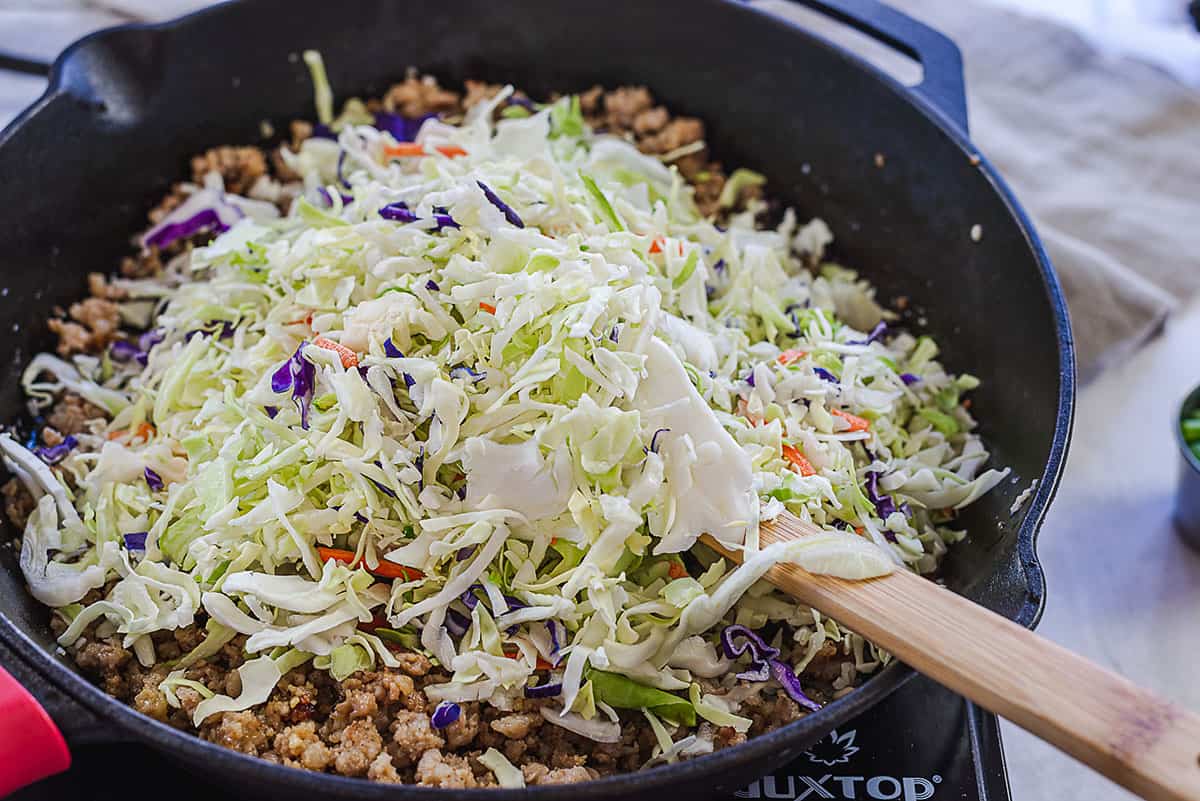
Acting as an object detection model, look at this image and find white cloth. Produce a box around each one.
[758,0,1200,378]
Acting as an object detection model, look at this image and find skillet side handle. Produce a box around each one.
[769,0,970,134]
[0,664,71,793]
[0,50,53,77]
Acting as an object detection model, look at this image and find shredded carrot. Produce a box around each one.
[962,398,972,409]
[478,301,497,315]
[855,526,865,535]
[316,547,423,581]
[648,237,684,256]
[777,349,808,366]
[285,312,314,327]
[830,408,871,432]
[107,421,154,442]
[503,648,554,671]
[781,444,816,476]
[667,561,688,580]
[382,142,426,158]
[737,398,763,427]
[312,336,359,369]
[382,143,467,159]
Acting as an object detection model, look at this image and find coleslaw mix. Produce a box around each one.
[2,56,1008,768]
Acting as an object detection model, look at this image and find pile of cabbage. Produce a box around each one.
[1,60,1008,767]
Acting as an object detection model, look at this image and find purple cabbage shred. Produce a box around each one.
[433,213,460,232]
[123,532,148,551]
[524,681,563,698]
[270,343,316,429]
[648,428,670,454]
[476,181,525,228]
[900,373,921,386]
[373,111,435,142]
[813,367,839,383]
[144,467,164,491]
[430,701,461,729]
[336,151,351,189]
[768,659,821,711]
[449,365,486,384]
[864,471,899,519]
[34,435,77,466]
[109,340,140,363]
[445,609,471,637]
[379,202,418,223]
[144,209,228,251]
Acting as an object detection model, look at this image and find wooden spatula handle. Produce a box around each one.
[704,518,1200,801]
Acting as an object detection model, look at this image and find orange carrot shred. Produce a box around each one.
[667,561,688,580]
[316,547,423,580]
[737,398,763,427]
[108,422,155,442]
[478,301,497,315]
[383,142,426,158]
[781,444,817,476]
[382,143,466,160]
[830,408,871,432]
[777,349,808,366]
[312,336,359,369]
[649,237,664,254]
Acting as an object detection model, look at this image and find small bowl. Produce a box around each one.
[1174,383,1200,548]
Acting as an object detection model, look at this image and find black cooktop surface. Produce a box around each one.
[14,673,1010,801]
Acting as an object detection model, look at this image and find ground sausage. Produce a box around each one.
[332,719,384,777]
[48,297,120,356]
[191,146,268,195]
[2,478,35,529]
[46,394,107,436]
[275,721,333,771]
[389,709,444,765]
[383,75,461,117]
[489,712,541,740]
[415,749,478,788]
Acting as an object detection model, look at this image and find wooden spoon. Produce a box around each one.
[701,513,1200,801]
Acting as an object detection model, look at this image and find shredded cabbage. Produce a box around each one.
[6,70,1008,746]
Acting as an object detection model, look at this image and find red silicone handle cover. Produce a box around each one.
[0,664,70,794]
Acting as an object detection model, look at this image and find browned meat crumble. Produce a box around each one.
[9,74,855,785]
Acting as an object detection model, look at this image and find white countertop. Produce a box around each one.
[1001,296,1200,801]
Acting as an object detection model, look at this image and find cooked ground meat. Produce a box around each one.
[120,247,164,279]
[383,74,461,118]
[4,74,852,788]
[1,478,34,529]
[46,393,107,436]
[191,146,268,195]
[48,297,121,356]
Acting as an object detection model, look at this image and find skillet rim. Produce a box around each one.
[0,0,1075,795]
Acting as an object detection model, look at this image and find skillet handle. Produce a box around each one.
[771,0,970,134]
[0,50,53,78]
[0,664,70,793]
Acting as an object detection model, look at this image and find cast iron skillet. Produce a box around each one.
[0,0,1075,797]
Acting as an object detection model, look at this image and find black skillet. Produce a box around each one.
[0,0,1074,796]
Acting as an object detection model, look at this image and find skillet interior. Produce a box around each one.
[0,0,1073,797]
